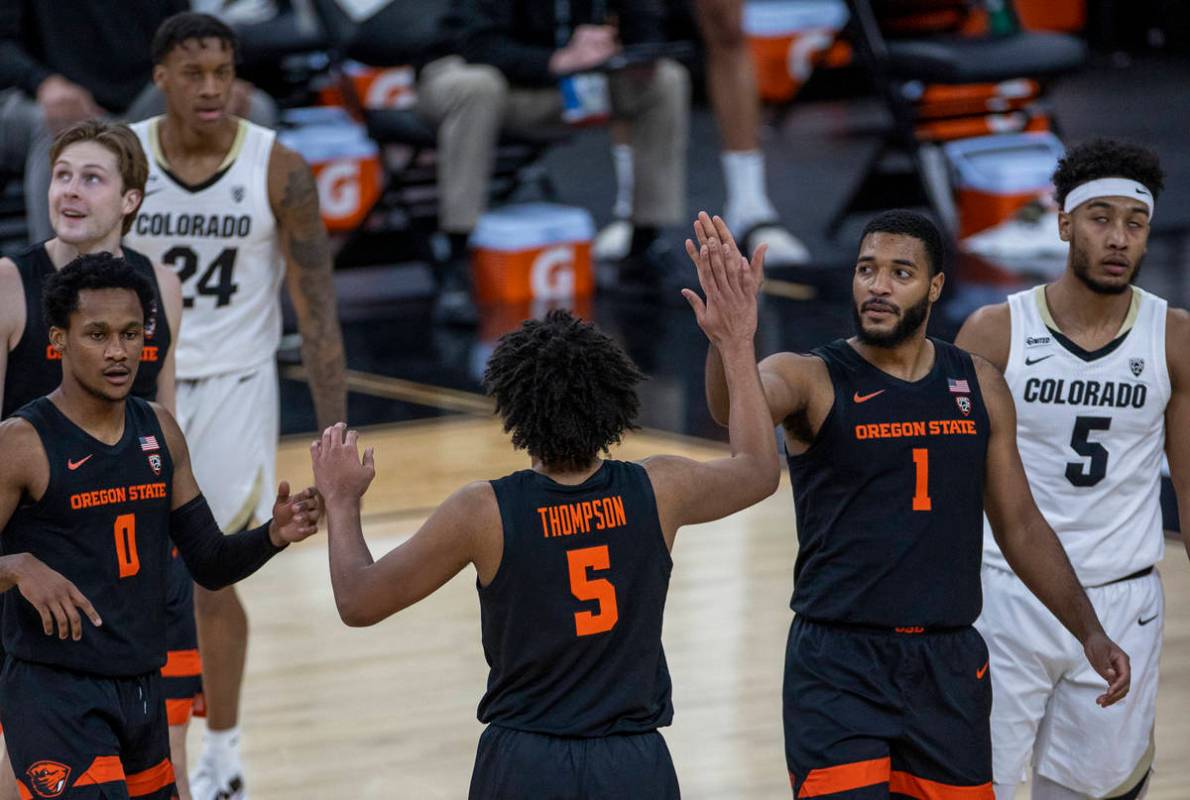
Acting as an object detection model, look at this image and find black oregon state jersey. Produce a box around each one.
[477,460,674,737]
[2,396,174,676]
[2,242,170,419]
[787,339,990,628]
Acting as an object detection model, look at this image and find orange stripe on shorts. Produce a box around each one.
[798,756,891,798]
[73,755,125,786]
[126,759,175,797]
[161,648,202,678]
[889,770,994,800]
[166,698,195,727]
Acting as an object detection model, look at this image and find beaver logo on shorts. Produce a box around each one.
[26,760,71,798]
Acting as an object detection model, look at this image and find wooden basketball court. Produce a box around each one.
[195,412,1190,799]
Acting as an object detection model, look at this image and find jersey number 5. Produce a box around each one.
[1066,416,1111,487]
[163,246,239,308]
[114,513,140,578]
[567,545,619,637]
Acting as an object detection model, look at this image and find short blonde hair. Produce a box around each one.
[49,120,149,235]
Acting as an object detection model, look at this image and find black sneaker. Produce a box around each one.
[432,261,479,327]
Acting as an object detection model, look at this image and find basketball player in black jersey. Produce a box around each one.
[0,119,188,800]
[0,119,182,417]
[0,254,320,800]
[310,236,779,798]
[694,210,1129,798]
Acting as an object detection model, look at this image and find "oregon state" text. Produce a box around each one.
[70,482,167,510]
[854,419,978,440]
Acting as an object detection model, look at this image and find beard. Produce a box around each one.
[1070,237,1143,295]
[852,291,932,348]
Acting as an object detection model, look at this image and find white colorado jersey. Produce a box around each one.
[983,285,1169,585]
[126,117,282,379]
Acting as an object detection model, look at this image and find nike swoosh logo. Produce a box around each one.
[67,454,93,471]
[1136,188,1150,195]
[143,188,163,198]
[1138,614,1159,626]
[853,390,885,404]
[1025,355,1054,366]
[976,661,989,679]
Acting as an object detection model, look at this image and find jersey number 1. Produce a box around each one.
[912,448,932,511]
[567,545,619,637]
[114,513,140,578]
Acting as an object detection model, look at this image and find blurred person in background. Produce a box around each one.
[416,0,690,325]
[0,0,277,244]
[597,0,811,268]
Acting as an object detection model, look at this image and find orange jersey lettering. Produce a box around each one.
[538,495,629,538]
[854,419,979,441]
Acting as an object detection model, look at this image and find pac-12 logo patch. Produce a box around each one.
[1130,358,1145,377]
[232,185,245,203]
[26,761,71,798]
[956,396,972,416]
[148,454,163,475]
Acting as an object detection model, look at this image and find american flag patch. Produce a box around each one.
[948,378,970,394]
[139,435,160,452]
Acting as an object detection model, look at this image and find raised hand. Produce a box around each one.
[9,553,102,640]
[683,214,765,349]
[691,212,765,295]
[1083,632,1131,707]
[310,422,376,505]
[268,481,323,547]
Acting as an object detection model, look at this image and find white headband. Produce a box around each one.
[1063,177,1155,221]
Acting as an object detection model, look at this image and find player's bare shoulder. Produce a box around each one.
[0,415,49,495]
[956,302,1012,371]
[266,139,317,219]
[0,255,27,346]
[761,350,833,442]
[147,400,188,462]
[1164,305,1190,390]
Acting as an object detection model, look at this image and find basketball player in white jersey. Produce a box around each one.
[123,13,347,800]
[957,139,1190,800]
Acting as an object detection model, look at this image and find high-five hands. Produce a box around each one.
[683,212,766,347]
[310,422,376,505]
[268,482,324,547]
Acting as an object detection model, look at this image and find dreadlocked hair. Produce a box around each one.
[484,309,645,472]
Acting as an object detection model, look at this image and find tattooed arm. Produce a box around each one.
[267,142,347,428]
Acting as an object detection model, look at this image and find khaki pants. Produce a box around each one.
[416,56,690,233]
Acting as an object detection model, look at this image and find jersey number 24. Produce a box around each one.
[164,246,239,308]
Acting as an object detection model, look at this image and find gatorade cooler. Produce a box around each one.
[317,60,417,111]
[470,204,595,305]
[743,0,849,103]
[944,131,1065,238]
[278,107,383,232]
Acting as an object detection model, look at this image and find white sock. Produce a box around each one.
[993,783,1018,800]
[1032,774,1089,800]
[721,150,777,232]
[611,144,634,220]
[203,726,241,754]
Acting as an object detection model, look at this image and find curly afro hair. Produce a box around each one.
[44,252,155,330]
[1052,138,1165,207]
[484,310,645,472]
